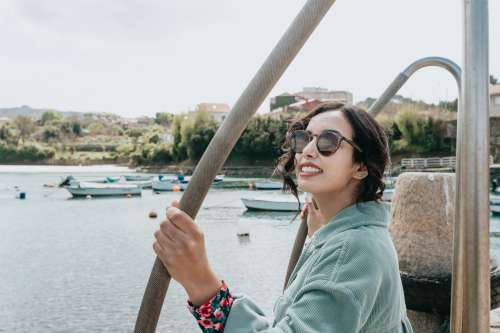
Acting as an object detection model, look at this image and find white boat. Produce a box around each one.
[214,174,225,182]
[91,176,121,183]
[382,188,395,202]
[177,174,224,184]
[152,178,188,191]
[65,182,141,197]
[124,175,152,182]
[122,179,152,189]
[254,181,282,190]
[490,193,500,214]
[241,197,304,211]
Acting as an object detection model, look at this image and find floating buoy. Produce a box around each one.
[248,181,255,190]
[126,193,132,198]
[86,195,92,199]
[172,185,181,192]
[236,220,251,236]
[149,210,158,219]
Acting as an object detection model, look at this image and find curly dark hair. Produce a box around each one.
[275,102,390,206]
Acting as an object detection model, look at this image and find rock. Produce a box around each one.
[390,172,455,277]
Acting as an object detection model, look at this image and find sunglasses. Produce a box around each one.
[290,129,363,156]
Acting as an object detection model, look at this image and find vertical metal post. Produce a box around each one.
[451,0,491,332]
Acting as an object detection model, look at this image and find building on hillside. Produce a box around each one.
[297,87,353,104]
[491,84,500,117]
[444,85,500,162]
[269,88,353,119]
[195,103,230,123]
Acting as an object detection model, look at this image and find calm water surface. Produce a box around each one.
[0,166,300,332]
[1,165,500,332]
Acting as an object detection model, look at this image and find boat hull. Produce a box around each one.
[65,185,141,197]
[254,182,282,190]
[241,198,304,211]
[152,179,188,191]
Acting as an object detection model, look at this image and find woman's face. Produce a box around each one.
[295,110,360,195]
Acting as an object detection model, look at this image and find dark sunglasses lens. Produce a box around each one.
[291,131,309,153]
[317,132,340,155]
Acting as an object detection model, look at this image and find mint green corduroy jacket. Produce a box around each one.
[224,201,414,333]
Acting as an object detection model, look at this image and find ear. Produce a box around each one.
[353,162,368,180]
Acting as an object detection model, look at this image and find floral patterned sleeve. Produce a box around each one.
[187,280,234,333]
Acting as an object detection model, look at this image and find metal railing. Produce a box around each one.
[400,156,494,170]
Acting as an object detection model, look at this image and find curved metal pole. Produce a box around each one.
[368,56,461,117]
[134,1,338,332]
[366,57,471,330]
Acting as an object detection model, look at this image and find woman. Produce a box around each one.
[153,103,414,332]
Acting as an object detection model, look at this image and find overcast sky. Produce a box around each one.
[1,0,498,117]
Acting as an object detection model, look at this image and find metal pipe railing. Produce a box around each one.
[368,57,461,117]
[368,50,491,331]
[452,0,491,332]
[133,1,338,331]
[367,57,467,331]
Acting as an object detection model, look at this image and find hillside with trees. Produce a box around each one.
[0,97,458,169]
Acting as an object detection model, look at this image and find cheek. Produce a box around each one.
[321,153,354,184]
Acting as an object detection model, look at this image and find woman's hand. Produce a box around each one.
[153,200,222,306]
[301,195,326,237]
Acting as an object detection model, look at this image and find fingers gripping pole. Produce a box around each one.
[134,1,338,331]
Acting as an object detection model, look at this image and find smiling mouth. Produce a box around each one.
[299,166,323,176]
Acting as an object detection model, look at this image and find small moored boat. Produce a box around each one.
[152,177,188,191]
[64,182,141,197]
[382,188,395,202]
[490,193,500,214]
[124,175,152,182]
[254,181,282,190]
[241,197,304,211]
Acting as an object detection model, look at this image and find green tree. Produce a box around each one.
[395,107,425,148]
[41,110,63,125]
[126,128,146,146]
[438,98,458,112]
[171,115,187,162]
[155,112,174,126]
[87,122,106,136]
[42,126,61,142]
[0,124,16,145]
[181,111,218,160]
[14,116,36,145]
[72,122,82,136]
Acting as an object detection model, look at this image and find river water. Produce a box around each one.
[1,165,500,332]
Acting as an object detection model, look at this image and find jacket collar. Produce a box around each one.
[310,200,390,248]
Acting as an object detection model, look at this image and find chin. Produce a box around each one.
[297,178,320,193]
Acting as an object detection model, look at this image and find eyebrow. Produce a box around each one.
[306,129,343,136]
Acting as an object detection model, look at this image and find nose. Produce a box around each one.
[301,136,318,158]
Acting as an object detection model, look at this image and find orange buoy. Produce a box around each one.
[172,185,181,192]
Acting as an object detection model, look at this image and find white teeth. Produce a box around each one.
[301,166,323,173]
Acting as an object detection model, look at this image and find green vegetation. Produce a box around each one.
[0,98,457,166]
